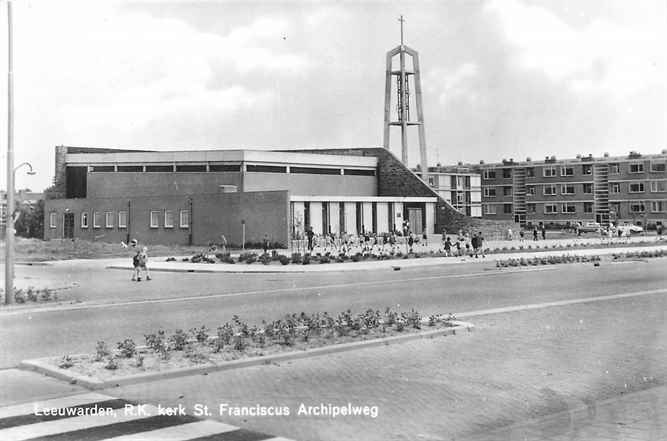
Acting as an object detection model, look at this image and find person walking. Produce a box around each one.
[533,226,539,241]
[134,246,151,281]
[306,226,314,252]
[507,227,513,241]
[471,233,479,258]
[519,229,525,242]
[541,224,546,240]
[444,236,452,256]
[262,233,270,254]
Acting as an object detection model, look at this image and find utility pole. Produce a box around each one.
[4,0,15,304]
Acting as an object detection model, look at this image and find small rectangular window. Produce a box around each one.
[503,203,513,214]
[527,186,536,196]
[650,181,666,192]
[561,184,575,195]
[90,165,115,172]
[544,204,558,214]
[582,165,592,175]
[503,186,512,196]
[150,211,160,228]
[246,164,287,173]
[483,187,496,197]
[484,204,496,215]
[49,212,57,228]
[118,211,128,228]
[105,212,114,228]
[175,164,207,172]
[526,168,535,177]
[609,163,620,174]
[180,210,190,228]
[502,168,512,178]
[583,183,593,194]
[117,165,143,172]
[560,167,574,176]
[562,203,576,213]
[544,185,557,196]
[543,167,556,177]
[344,168,376,176]
[630,202,645,213]
[81,212,89,228]
[290,166,341,175]
[629,163,644,173]
[93,211,101,228]
[209,163,241,172]
[611,183,621,193]
[584,202,593,213]
[483,170,496,179]
[650,201,664,212]
[145,165,174,172]
[650,162,666,172]
[629,183,645,193]
[164,210,174,228]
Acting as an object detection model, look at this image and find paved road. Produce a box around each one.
[1,258,665,368]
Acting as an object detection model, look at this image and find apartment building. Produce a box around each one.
[475,151,667,228]
[416,165,482,217]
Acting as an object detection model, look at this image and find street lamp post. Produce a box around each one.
[4,0,15,305]
[4,163,35,305]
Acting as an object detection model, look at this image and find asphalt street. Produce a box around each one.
[1,257,665,368]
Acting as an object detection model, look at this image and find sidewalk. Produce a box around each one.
[104,242,667,273]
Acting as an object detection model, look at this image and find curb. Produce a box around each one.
[19,321,474,390]
[106,244,667,274]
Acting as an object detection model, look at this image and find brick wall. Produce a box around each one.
[44,190,290,246]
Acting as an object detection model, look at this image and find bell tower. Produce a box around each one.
[383,16,428,181]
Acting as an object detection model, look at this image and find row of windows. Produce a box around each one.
[149,210,190,229]
[483,181,666,197]
[482,162,666,180]
[482,201,665,215]
[91,164,376,177]
[48,210,191,229]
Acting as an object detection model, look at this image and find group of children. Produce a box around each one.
[122,239,151,282]
[441,230,486,258]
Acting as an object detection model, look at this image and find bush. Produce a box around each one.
[104,358,118,370]
[169,329,189,351]
[116,339,137,358]
[290,253,302,264]
[302,254,311,265]
[58,355,74,369]
[259,253,272,265]
[190,326,209,343]
[216,253,235,264]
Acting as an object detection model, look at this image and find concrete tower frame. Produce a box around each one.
[383,16,428,182]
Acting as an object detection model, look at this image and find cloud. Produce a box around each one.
[485,0,666,99]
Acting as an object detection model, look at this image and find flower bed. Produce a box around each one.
[0,287,60,304]
[495,254,602,268]
[611,249,667,261]
[53,308,459,381]
[170,238,664,266]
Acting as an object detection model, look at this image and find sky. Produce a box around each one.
[0,0,665,191]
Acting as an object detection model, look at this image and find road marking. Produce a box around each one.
[0,267,557,316]
[0,393,291,441]
[456,288,667,319]
[102,419,238,440]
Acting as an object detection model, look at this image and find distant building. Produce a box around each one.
[415,165,482,217]
[472,151,667,228]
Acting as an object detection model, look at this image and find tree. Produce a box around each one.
[14,199,44,239]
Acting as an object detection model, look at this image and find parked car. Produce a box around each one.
[577,222,601,233]
[617,224,644,235]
